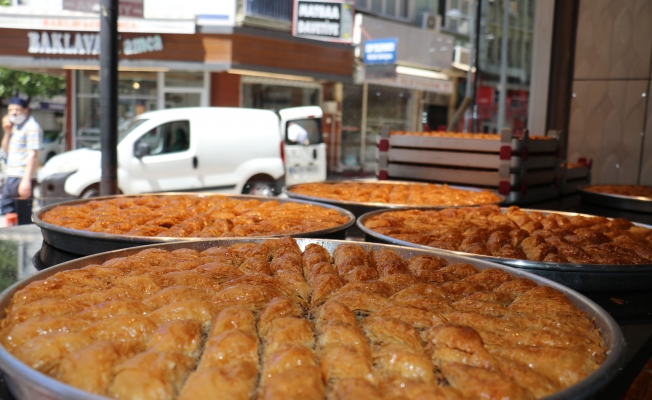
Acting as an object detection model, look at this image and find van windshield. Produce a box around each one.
[91,119,149,150]
[285,118,322,145]
[119,119,148,143]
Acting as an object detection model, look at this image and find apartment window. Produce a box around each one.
[357,0,409,20]
[371,0,382,13]
[398,0,408,17]
[386,0,396,15]
[446,0,471,35]
[487,38,494,62]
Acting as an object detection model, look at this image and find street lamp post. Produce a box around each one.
[497,0,510,132]
[99,0,119,195]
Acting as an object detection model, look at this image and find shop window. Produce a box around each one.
[165,93,201,109]
[242,83,319,112]
[134,120,190,156]
[165,71,204,88]
[76,70,157,149]
[341,84,363,169]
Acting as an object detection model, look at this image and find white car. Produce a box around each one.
[38,106,326,201]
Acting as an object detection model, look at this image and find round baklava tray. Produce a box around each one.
[0,238,623,400]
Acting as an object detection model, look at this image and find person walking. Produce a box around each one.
[1,97,42,225]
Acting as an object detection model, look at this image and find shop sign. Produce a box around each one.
[123,35,163,55]
[144,0,236,26]
[477,86,494,105]
[26,31,164,56]
[63,0,144,18]
[292,0,354,43]
[0,14,194,34]
[363,37,397,65]
[27,31,101,55]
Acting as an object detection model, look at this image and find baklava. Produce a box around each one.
[363,205,652,264]
[390,131,554,140]
[288,182,501,206]
[1,237,605,399]
[39,195,350,237]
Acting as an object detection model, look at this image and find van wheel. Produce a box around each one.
[81,184,100,199]
[242,175,276,197]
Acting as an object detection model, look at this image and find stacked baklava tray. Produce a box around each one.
[0,237,606,400]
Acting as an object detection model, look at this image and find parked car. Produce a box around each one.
[37,106,326,201]
[39,131,65,165]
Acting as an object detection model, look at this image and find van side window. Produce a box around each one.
[285,119,322,145]
[135,120,190,156]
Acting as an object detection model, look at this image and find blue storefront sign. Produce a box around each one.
[363,37,398,65]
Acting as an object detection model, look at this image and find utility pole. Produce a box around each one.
[99,0,119,195]
[464,0,476,133]
[497,0,510,132]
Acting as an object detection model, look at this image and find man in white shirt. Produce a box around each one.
[1,97,42,225]
[287,122,310,145]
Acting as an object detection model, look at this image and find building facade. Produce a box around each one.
[0,0,354,158]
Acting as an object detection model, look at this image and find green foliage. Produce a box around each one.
[0,0,11,6]
[0,241,19,292]
[0,67,66,102]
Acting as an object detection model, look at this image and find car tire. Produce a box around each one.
[45,152,56,163]
[81,184,100,199]
[244,182,275,197]
[242,174,276,197]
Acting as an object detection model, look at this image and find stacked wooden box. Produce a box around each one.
[376,127,563,204]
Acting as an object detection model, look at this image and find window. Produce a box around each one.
[371,0,382,13]
[285,119,322,145]
[242,83,319,111]
[398,0,408,17]
[135,120,190,156]
[357,0,409,20]
[386,0,396,16]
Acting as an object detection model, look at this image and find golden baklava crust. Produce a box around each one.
[0,237,605,399]
[363,205,652,265]
[40,195,350,238]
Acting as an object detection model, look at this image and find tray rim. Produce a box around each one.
[32,193,356,247]
[357,207,652,272]
[283,180,505,210]
[0,238,625,400]
[580,185,652,203]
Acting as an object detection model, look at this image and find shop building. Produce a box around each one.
[339,11,459,172]
[0,2,354,155]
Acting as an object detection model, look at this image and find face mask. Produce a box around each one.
[9,114,26,125]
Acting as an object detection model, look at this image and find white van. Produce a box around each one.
[37,106,327,200]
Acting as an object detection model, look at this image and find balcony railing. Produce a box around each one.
[242,0,293,23]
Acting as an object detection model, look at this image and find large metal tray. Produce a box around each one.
[358,208,652,291]
[0,238,625,400]
[284,180,505,216]
[284,181,504,239]
[32,193,355,256]
[580,187,652,214]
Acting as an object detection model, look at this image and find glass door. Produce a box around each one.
[158,71,209,109]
